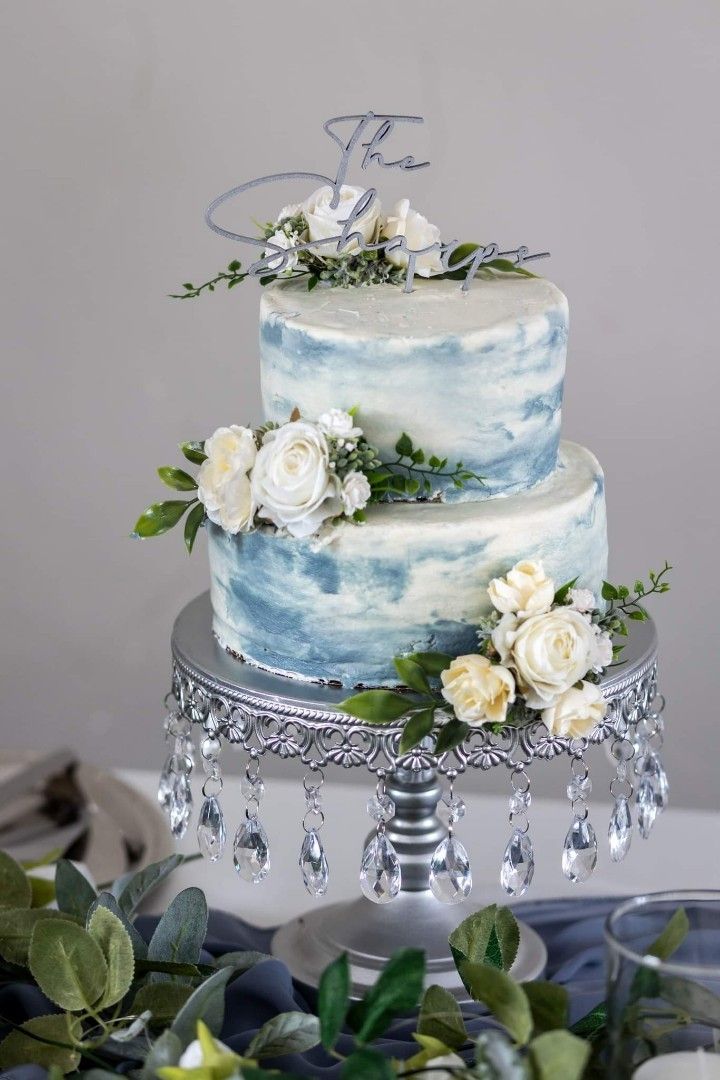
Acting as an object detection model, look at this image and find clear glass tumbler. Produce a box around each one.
[605,891,720,1078]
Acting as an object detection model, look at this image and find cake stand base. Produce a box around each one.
[272,892,546,1001]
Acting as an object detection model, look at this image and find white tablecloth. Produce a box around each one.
[118,768,719,925]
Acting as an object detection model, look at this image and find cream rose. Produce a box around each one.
[441,654,516,727]
[494,608,596,709]
[303,185,380,258]
[542,680,607,738]
[197,426,257,532]
[381,198,443,277]
[252,421,342,538]
[341,471,371,516]
[318,408,363,441]
[591,625,613,672]
[568,587,596,613]
[488,560,555,618]
[263,229,298,275]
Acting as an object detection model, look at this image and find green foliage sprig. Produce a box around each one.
[133,442,207,554]
[596,562,672,660]
[366,432,484,504]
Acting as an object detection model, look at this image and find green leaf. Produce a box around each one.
[393,656,431,694]
[133,500,195,538]
[214,949,272,974]
[628,609,647,620]
[89,891,148,959]
[658,974,720,1027]
[0,908,79,966]
[411,448,425,464]
[28,875,56,908]
[87,905,135,1007]
[395,433,413,457]
[115,853,184,915]
[132,981,194,1026]
[20,847,64,871]
[474,1029,527,1078]
[417,984,466,1050]
[139,1030,183,1080]
[180,441,207,465]
[399,707,436,754]
[55,859,97,921]
[0,850,31,909]
[523,981,569,1034]
[529,1029,591,1080]
[228,260,241,272]
[647,906,690,961]
[434,718,470,756]
[341,1047,395,1079]
[170,966,232,1042]
[449,904,497,970]
[148,886,208,982]
[448,242,480,267]
[307,275,319,291]
[458,961,533,1045]
[158,466,198,491]
[29,919,108,1011]
[407,651,454,677]
[553,577,579,605]
[570,1002,607,1041]
[0,1014,79,1073]
[490,908,520,972]
[248,1011,321,1058]
[318,952,350,1050]
[339,690,415,724]
[349,947,424,1043]
[601,581,619,601]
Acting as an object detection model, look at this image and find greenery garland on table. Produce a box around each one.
[0,847,704,1079]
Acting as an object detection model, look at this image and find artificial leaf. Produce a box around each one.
[139,1029,183,1080]
[349,947,424,1044]
[448,242,480,266]
[434,718,470,756]
[406,651,454,677]
[132,982,194,1026]
[318,952,350,1050]
[0,850,31,909]
[184,501,205,554]
[0,1013,79,1073]
[529,1029,590,1080]
[0,908,78,966]
[55,859,97,921]
[403,1033,456,1072]
[570,1002,607,1041]
[658,974,720,1027]
[395,433,413,457]
[133,500,195,538]
[115,853,184,915]
[601,581,619,601]
[458,961,533,1045]
[29,919,108,1011]
[248,1011,321,1058]
[341,1047,395,1079]
[148,886,208,981]
[170,966,232,1043]
[399,707,436,755]
[493,907,520,972]
[553,578,579,605]
[87,905,135,1007]
[157,466,198,491]
[180,441,207,465]
[214,949,272,974]
[89,891,148,959]
[417,984,466,1050]
[393,656,431,694]
[523,981,569,1034]
[28,875,56,908]
[474,1028,527,1078]
[339,690,415,724]
[450,904,513,973]
[647,906,689,961]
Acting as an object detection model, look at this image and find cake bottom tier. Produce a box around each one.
[207,441,608,688]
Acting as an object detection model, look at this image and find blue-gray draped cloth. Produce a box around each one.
[0,896,616,1078]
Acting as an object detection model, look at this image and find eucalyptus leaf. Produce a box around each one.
[474,1028,527,1078]
[399,707,436,755]
[0,907,79,966]
[434,718,470,756]
[406,651,454,677]
[170,966,232,1043]
[133,500,195,538]
[132,982,194,1026]
[318,951,350,1050]
[529,1029,590,1080]
[184,501,205,554]
[523,981,569,1034]
[349,947,424,1044]
[89,891,148,959]
[0,1013,79,1073]
[147,886,208,982]
[341,1047,395,1079]
[393,656,431,694]
[0,850,31,909]
[29,918,108,1011]
[115,853,184,915]
[458,961,533,1045]
[417,984,466,1050]
[140,1029,183,1079]
[339,690,415,724]
[157,466,198,491]
[248,1011,321,1058]
[55,858,97,921]
[180,441,207,466]
[87,905,135,1007]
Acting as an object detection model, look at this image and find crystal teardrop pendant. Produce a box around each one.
[429,837,472,904]
[608,796,632,863]
[233,817,270,883]
[157,752,179,811]
[500,829,535,897]
[168,771,192,839]
[562,817,598,883]
[359,833,401,904]
[636,776,658,839]
[299,829,329,898]
[197,795,226,862]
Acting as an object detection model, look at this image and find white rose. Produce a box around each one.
[303,184,381,258]
[497,608,596,709]
[381,198,443,277]
[488,560,555,618]
[441,654,516,727]
[252,420,342,538]
[411,1053,466,1079]
[318,408,363,440]
[276,202,302,223]
[214,470,254,534]
[591,625,613,672]
[197,426,257,530]
[568,587,596,613]
[542,680,607,738]
[342,471,371,516]
[263,229,298,275]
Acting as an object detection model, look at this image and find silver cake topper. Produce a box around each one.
[205,111,549,293]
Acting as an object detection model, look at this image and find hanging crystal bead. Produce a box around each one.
[636,776,658,839]
[366,792,395,823]
[233,817,270,883]
[197,795,226,862]
[508,789,531,816]
[500,829,535,897]
[429,836,472,904]
[299,829,329,898]
[157,752,180,811]
[562,817,598,883]
[439,791,466,824]
[567,774,592,803]
[608,796,632,862]
[168,771,192,839]
[360,833,401,904]
[240,774,265,803]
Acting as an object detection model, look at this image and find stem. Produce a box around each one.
[0,1013,109,1069]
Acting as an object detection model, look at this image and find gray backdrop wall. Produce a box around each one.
[2,1,718,808]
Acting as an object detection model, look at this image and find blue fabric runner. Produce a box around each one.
[0,896,616,1078]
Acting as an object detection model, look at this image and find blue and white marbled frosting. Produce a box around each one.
[207,441,608,688]
[259,276,568,502]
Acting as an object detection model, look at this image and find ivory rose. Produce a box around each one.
[303,184,381,257]
[381,199,443,277]
[263,229,299,275]
[252,421,342,538]
[341,471,371,515]
[542,680,607,738]
[318,408,363,441]
[488,560,555,618]
[492,607,595,709]
[441,654,516,726]
[197,425,257,534]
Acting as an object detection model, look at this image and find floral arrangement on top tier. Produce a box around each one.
[341,559,671,755]
[133,408,483,549]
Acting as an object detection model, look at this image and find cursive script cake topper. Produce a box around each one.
[203,111,550,294]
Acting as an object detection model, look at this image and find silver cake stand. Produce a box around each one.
[170,592,660,999]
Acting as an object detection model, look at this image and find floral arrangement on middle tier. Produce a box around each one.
[133,408,483,549]
[341,559,671,753]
